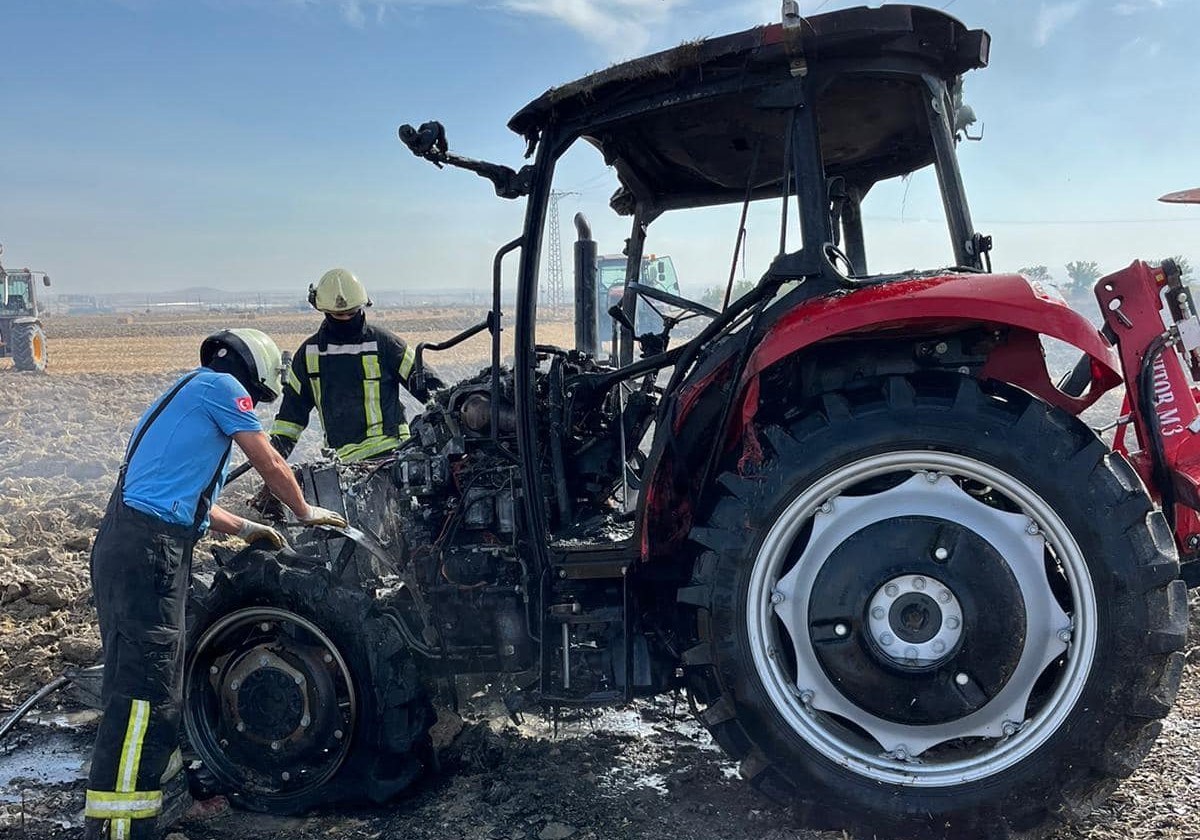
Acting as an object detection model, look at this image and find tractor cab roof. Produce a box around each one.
[509,4,989,214]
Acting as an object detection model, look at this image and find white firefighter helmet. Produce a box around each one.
[310,268,371,314]
[200,328,286,403]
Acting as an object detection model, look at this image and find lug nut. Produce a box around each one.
[259,655,270,667]
[925,472,939,484]
[236,722,246,732]
[334,730,344,740]
[799,690,814,705]
[893,746,909,761]
[904,646,919,660]
[834,623,848,637]
[879,632,894,646]
[913,577,926,591]
[323,653,333,664]
[871,606,885,620]
[230,680,240,691]
[937,590,952,604]
[281,771,291,782]
[301,715,311,728]
[1026,523,1039,536]
[219,739,229,748]
[819,501,833,514]
[209,665,219,675]
[933,547,949,561]
[946,616,960,630]
[259,622,271,632]
[1002,721,1019,737]
[271,741,281,751]
[932,640,946,654]
[294,674,304,685]
[884,583,899,598]
[1058,629,1072,643]
[955,672,969,686]
[770,591,785,605]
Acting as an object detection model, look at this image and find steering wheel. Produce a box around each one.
[825,244,855,277]
[626,282,721,319]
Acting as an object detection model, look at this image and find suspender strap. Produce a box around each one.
[192,444,231,533]
[122,372,201,473]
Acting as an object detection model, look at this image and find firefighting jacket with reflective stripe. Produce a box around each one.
[271,322,441,462]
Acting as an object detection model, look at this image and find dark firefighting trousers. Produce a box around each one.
[84,495,195,840]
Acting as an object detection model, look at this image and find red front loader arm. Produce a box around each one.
[1099,260,1200,561]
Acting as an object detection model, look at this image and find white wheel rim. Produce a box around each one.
[746,450,1098,787]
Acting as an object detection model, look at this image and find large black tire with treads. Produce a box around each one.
[11,321,47,372]
[184,547,434,814]
[680,374,1187,839]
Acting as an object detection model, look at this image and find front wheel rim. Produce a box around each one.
[185,607,357,800]
[746,450,1098,787]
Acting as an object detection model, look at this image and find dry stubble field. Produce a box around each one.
[2,310,1200,840]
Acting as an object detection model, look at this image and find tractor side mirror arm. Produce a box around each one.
[399,121,534,199]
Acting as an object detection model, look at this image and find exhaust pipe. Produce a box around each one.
[573,213,598,356]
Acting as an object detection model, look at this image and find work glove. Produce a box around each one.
[237,519,286,549]
[269,435,296,459]
[300,504,348,529]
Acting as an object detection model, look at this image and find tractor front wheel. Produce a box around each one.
[682,375,1186,838]
[12,322,47,372]
[184,547,434,813]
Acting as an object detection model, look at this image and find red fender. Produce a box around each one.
[742,272,1120,411]
[643,272,1122,560]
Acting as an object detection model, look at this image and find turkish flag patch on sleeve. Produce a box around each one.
[236,396,254,412]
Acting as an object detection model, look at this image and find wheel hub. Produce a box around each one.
[225,648,310,743]
[867,574,961,666]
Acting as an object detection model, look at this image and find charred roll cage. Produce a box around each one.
[169,5,1195,838]
[396,7,994,694]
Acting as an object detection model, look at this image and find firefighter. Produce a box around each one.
[268,268,445,462]
[84,328,347,840]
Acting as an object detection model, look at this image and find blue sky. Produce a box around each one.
[2,0,1198,297]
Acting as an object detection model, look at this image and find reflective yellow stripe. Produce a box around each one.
[305,346,325,439]
[85,789,163,819]
[117,699,149,794]
[362,352,381,380]
[113,817,130,839]
[336,434,404,463]
[271,419,305,440]
[285,366,303,395]
[398,344,416,380]
[362,353,383,438]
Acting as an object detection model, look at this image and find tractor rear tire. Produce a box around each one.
[184,547,434,814]
[681,374,1186,839]
[12,322,47,372]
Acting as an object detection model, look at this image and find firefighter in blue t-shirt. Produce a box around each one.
[84,329,347,840]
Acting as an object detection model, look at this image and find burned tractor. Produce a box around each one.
[0,243,51,372]
[182,6,1192,838]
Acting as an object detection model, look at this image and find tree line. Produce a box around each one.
[1019,256,1193,298]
